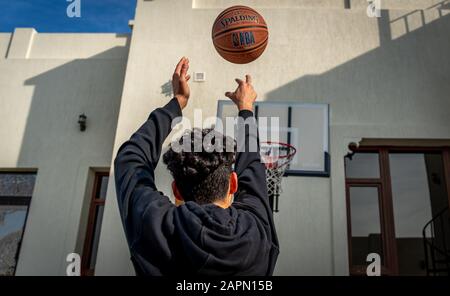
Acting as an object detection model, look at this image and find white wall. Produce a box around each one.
[96,0,450,275]
[0,29,129,275]
[0,34,11,59]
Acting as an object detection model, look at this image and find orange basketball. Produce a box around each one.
[212,6,269,64]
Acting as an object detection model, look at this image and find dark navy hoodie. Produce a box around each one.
[114,98,279,275]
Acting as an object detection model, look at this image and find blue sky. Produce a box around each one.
[0,0,137,33]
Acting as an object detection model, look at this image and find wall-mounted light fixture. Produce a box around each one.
[78,114,87,132]
[345,142,358,160]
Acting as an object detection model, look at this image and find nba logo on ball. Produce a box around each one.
[212,6,269,64]
[232,32,256,48]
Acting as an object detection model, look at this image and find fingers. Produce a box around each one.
[225,91,235,99]
[235,78,244,86]
[186,75,191,82]
[180,58,189,78]
[236,75,252,85]
[174,57,185,76]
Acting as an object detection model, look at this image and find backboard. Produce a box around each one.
[216,100,330,176]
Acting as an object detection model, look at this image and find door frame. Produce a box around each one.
[345,148,398,275]
[81,171,109,276]
[345,145,450,275]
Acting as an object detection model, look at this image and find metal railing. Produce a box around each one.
[389,1,449,35]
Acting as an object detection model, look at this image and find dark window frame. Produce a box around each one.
[345,146,450,276]
[81,171,109,276]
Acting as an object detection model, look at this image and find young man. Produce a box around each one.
[115,57,279,275]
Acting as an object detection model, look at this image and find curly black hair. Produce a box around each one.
[163,128,236,204]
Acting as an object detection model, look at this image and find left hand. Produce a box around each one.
[172,57,191,109]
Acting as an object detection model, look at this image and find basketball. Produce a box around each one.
[212,6,269,64]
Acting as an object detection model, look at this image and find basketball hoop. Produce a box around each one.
[260,141,297,212]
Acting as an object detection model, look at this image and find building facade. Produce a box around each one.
[0,29,129,275]
[0,0,449,276]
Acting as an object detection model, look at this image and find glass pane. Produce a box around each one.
[290,106,327,172]
[390,153,448,275]
[89,205,104,269]
[349,186,384,265]
[0,205,28,276]
[257,105,289,144]
[97,176,109,200]
[0,174,36,196]
[345,153,380,179]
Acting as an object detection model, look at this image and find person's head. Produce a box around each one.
[162,128,237,208]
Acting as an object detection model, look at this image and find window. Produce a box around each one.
[345,153,380,179]
[345,150,394,275]
[345,147,450,275]
[0,172,36,276]
[81,172,109,276]
[348,186,384,266]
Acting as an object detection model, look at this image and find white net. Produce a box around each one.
[260,142,296,198]
[265,165,287,198]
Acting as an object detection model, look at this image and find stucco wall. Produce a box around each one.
[0,34,12,59]
[96,0,450,275]
[0,29,129,275]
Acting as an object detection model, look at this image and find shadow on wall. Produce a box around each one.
[265,8,450,128]
[15,36,129,274]
[161,80,173,98]
[20,44,129,165]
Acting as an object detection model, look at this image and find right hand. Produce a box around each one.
[172,57,191,109]
[225,75,257,111]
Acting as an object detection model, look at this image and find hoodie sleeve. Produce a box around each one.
[232,110,279,248]
[114,98,181,248]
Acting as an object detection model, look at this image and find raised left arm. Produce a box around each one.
[115,57,191,246]
[114,97,182,245]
